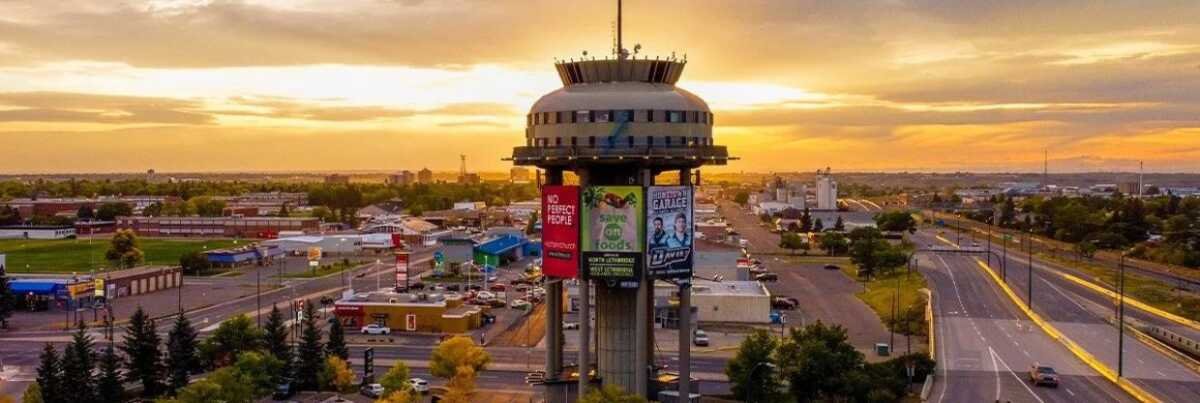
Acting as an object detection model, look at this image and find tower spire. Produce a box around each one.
[617,0,624,59]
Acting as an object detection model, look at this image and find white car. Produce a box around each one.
[531,287,546,297]
[476,291,496,301]
[360,383,385,398]
[408,378,430,393]
[511,299,531,309]
[360,324,391,335]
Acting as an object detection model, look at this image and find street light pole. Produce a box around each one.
[1027,230,1034,307]
[1002,231,1008,281]
[1118,253,1126,378]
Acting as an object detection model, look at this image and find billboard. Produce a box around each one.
[306,247,322,262]
[394,252,410,290]
[542,185,581,278]
[647,186,694,279]
[581,186,643,280]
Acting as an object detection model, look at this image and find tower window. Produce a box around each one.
[668,111,684,123]
[627,136,634,147]
[556,111,563,124]
[589,136,596,147]
[577,110,591,123]
[647,109,655,122]
[647,136,654,146]
[555,137,562,146]
[571,137,577,146]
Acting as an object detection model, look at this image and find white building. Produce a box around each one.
[0,225,77,240]
[452,201,486,211]
[505,200,540,220]
[816,169,838,210]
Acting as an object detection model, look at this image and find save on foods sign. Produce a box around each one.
[541,185,580,278]
[581,186,643,280]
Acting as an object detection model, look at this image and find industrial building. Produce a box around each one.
[0,225,77,240]
[115,216,319,238]
[204,244,285,267]
[333,290,484,334]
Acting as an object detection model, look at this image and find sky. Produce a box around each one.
[1,0,1199,174]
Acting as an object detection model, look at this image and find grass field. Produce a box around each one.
[840,264,929,336]
[0,238,240,274]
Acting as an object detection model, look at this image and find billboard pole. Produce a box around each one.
[545,168,564,383]
[678,168,693,401]
[572,169,591,397]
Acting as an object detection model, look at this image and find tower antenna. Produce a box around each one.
[617,0,625,60]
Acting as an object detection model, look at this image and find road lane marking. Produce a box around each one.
[1066,388,1076,396]
[990,345,1046,403]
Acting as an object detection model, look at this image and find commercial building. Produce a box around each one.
[388,171,417,186]
[0,196,178,218]
[333,290,484,334]
[115,216,320,238]
[505,200,540,220]
[360,217,453,247]
[5,266,182,310]
[205,244,285,267]
[568,278,770,325]
[473,234,529,268]
[0,225,77,240]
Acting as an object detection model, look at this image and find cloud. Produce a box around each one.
[0,91,213,124]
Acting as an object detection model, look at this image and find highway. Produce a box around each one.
[936,231,1200,403]
[920,245,1133,403]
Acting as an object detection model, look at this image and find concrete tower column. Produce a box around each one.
[678,167,693,401]
[544,168,564,383]
[595,282,639,390]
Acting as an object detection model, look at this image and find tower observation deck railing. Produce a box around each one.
[508,144,731,167]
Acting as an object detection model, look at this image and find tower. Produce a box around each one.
[509,1,731,400]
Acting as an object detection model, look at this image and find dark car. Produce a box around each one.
[467,284,483,291]
[824,264,841,271]
[1029,365,1059,387]
[771,297,797,310]
[272,379,295,400]
[755,272,779,282]
[446,284,462,292]
[408,282,425,290]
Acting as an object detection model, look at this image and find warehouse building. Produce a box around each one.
[0,225,77,240]
[115,216,319,238]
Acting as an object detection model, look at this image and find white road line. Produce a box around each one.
[990,346,1047,403]
[1038,276,1091,313]
[1066,388,1076,396]
[990,345,1002,402]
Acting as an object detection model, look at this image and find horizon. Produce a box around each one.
[2,0,1199,174]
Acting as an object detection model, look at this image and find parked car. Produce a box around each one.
[408,282,425,290]
[823,264,841,271]
[490,284,507,292]
[467,284,483,291]
[488,299,508,308]
[511,299,532,309]
[755,272,780,282]
[476,291,496,301]
[1029,364,1059,387]
[446,284,462,292]
[432,284,447,292]
[771,297,797,310]
[408,378,430,394]
[360,324,391,335]
[360,383,385,398]
[271,379,295,400]
[564,322,580,330]
[693,329,710,346]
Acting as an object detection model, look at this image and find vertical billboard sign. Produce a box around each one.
[647,186,694,279]
[394,252,410,290]
[542,185,581,278]
[581,186,644,280]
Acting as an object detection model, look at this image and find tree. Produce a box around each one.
[875,211,917,233]
[379,361,412,396]
[0,206,21,226]
[97,344,124,403]
[733,190,751,206]
[188,196,227,217]
[166,314,201,394]
[820,232,850,256]
[319,356,355,393]
[326,318,348,361]
[295,301,325,391]
[232,351,284,397]
[263,305,294,383]
[1075,240,1099,259]
[725,329,783,402]
[429,336,491,379]
[441,366,477,403]
[775,322,867,402]
[578,384,647,403]
[277,203,290,217]
[21,384,43,403]
[0,272,14,329]
[95,202,132,221]
[524,211,538,235]
[35,344,62,403]
[168,367,252,403]
[786,222,802,233]
[833,215,846,231]
[814,217,825,232]
[849,227,907,278]
[178,250,211,276]
[60,321,97,403]
[199,314,262,368]
[378,390,417,403]
[106,229,145,269]
[779,232,808,255]
[121,306,163,397]
[76,205,95,220]
[142,202,163,217]
[800,207,813,232]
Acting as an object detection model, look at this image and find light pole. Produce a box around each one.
[748,362,777,403]
[257,246,266,327]
[1118,252,1127,378]
[1002,231,1008,281]
[1027,230,1034,307]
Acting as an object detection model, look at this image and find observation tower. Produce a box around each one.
[509,1,731,400]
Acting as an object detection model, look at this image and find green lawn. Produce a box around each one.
[840,264,929,336]
[0,238,239,274]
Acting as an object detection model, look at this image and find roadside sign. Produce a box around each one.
[307,247,322,261]
[309,261,319,268]
[363,347,376,383]
[94,278,105,297]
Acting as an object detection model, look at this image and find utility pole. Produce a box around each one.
[1027,231,1034,307]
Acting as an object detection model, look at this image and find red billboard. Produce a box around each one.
[394,252,410,290]
[542,185,580,278]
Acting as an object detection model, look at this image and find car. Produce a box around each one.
[971,242,981,248]
[467,284,483,291]
[408,378,430,393]
[824,264,841,271]
[564,322,580,330]
[432,283,447,292]
[476,291,496,301]
[488,299,508,308]
[511,299,532,309]
[446,284,462,292]
[755,272,779,282]
[1029,364,1059,387]
[693,329,710,346]
[360,383,385,398]
[489,284,507,292]
[408,282,425,290]
[771,297,797,310]
[487,275,499,282]
[271,379,295,400]
[360,324,391,335]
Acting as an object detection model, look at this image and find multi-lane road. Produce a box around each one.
[918,229,1200,402]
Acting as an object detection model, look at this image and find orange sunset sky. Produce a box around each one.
[1,0,1199,174]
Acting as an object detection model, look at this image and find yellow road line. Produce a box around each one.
[972,258,1160,403]
[1055,271,1200,333]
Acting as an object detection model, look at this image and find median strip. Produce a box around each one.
[971,258,1160,403]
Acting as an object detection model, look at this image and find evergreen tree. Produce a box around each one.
[813,218,825,232]
[121,306,163,397]
[35,344,62,403]
[0,272,13,329]
[263,305,294,382]
[800,207,813,232]
[295,301,325,390]
[833,216,846,231]
[97,344,124,403]
[22,383,44,403]
[166,313,200,394]
[60,321,97,403]
[326,318,348,361]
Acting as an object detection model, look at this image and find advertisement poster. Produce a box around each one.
[581,186,643,280]
[647,186,694,279]
[541,185,581,278]
[394,252,410,290]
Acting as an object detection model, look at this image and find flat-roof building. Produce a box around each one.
[333,290,484,334]
[116,216,319,238]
